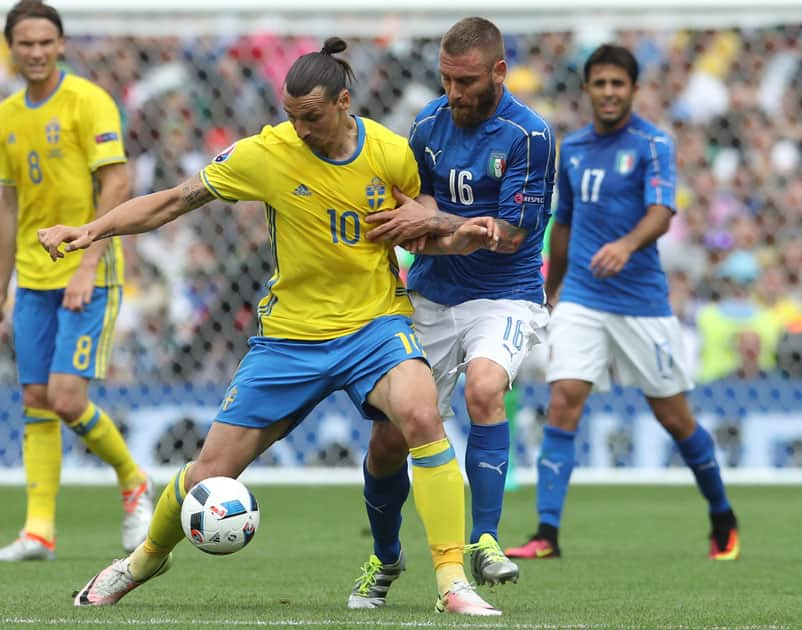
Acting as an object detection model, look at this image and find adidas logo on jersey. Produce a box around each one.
[293,184,312,197]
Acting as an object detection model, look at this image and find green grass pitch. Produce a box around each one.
[0,483,797,629]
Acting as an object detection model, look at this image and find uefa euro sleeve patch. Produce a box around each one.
[94,132,119,144]
[214,143,236,163]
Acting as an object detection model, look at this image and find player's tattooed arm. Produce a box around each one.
[425,212,466,234]
[179,175,216,212]
[491,219,529,253]
[38,175,216,260]
[365,189,467,245]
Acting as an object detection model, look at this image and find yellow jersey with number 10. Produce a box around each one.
[201,116,420,341]
[0,71,126,290]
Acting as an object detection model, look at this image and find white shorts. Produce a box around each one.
[545,301,693,398]
[411,293,550,418]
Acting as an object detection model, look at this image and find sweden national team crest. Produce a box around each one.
[45,118,61,144]
[366,177,386,209]
[615,150,636,175]
[221,385,238,410]
[487,151,507,179]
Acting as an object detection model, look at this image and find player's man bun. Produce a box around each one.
[286,36,354,100]
[321,37,347,56]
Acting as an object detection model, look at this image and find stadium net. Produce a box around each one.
[1,0,802,484]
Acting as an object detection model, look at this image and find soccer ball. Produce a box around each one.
[180,476,260,555]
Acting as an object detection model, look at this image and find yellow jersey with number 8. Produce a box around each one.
[0,71,126,290]
[201,116,420,341]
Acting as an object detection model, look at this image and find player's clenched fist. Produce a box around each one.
[37,225,93,261]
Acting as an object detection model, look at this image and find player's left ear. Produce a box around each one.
[56,36,65,58]
[336,88,351,111]
[493,59,507,86]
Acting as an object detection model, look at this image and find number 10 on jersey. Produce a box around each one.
[327,209,360,245]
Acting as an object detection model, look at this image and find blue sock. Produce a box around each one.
[677,425,731,514]
[466,421,509,544]
[537,425,576,529]
[363,457,409,564]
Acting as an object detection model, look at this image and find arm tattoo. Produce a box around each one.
[180,176,215,211]
[494,219,529,253]
[428,212,465,234]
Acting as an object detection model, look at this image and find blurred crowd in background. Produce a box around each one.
[1,24,802,387]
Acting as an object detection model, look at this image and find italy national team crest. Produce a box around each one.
[366,177,386,209]
[615,150,636,175]
[487,151,507,179]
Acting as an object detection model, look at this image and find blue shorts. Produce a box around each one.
[13,286,122,384]
[215,315,427,433]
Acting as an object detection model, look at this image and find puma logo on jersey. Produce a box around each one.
[531,129,548,139]
[478,461,507,476]
[539,458,563,475]
[569,156,582,169]
[424,146,443,166]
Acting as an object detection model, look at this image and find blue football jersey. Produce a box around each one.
[555,113,676,317]
[406,88,556,306]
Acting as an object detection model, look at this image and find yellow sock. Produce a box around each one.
[128,463,190,581]
[22,409,61,545]
[409,438,468,594]
[66,401,144,490]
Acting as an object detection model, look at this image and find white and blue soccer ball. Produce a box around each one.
[180,476,260,555]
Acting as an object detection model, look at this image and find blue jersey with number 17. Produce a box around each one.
[555,113,676,317]
[406,88,556,306]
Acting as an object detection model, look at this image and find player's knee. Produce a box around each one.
[464,378,505,422]
[22,388,49,411]
[47,391,85,423]
[547,384,584,429]
[368,423,408,474]
[651,395,696,440]
[396,404,443,447]
[658,412,696,440]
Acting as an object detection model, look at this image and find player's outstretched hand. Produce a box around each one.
[38,225,93,261]
[365,187,437,245]
[590,239,633,278]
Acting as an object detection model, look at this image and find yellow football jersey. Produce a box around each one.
[201,116,420,341]
[0,72,126,289]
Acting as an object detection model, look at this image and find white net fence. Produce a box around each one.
[1,1,802,482]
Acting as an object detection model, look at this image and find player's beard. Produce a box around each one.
[449,80,498,128]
